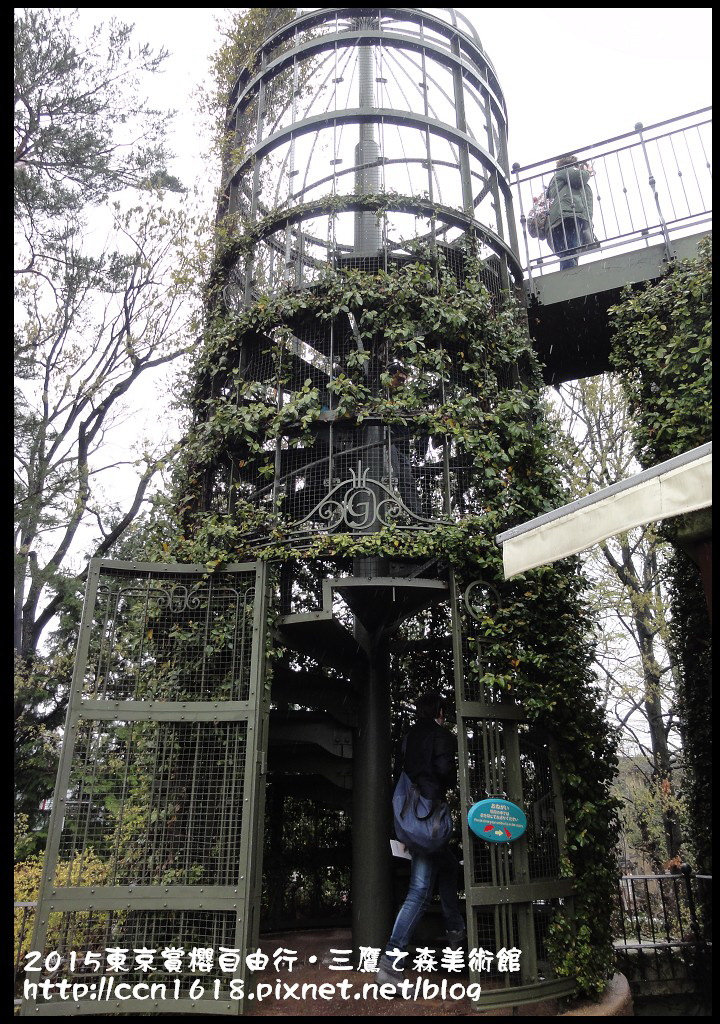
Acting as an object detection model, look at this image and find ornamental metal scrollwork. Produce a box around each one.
[154,584,206,613]
[96,582,206,615]
[463,579,503,679]
[295,463,450,533]
[98,581,247,617]
[464,580,502,621]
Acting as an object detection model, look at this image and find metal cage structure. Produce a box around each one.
[24,9,583,1016]
[215,6,574,1010]
[202,7,529,549]
[23,560,270,1016]
[223,7,522,304]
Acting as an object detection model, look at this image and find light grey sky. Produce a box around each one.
[463,7,712,165]
[78,7,712,196]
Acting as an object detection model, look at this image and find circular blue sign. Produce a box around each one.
[468,798,527,843]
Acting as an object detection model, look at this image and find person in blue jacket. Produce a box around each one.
[376,691,466,993]
[546,153,595,269]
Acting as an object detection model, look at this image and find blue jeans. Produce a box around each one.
[386,846,465,953]
[550,218,593,269]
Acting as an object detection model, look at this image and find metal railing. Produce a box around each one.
[613,868,711,993]
[512,107,711,288]
[238,428,464,549]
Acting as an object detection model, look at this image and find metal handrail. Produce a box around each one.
[513,106,711,180]
[615,870,710,947]
[512,107,712,283]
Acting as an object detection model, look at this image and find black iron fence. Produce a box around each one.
[614,868,711,995]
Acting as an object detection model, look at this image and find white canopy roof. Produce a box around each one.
[496,443,712,579]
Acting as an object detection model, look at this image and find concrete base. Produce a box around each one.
[561,973,633,1016]
[248,931,633,1016]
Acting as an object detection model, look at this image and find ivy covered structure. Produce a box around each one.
[610,236,712,881]
[173,8,618,1006]
[23,9,618,1016]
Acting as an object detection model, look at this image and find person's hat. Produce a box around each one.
[556,153,578,167]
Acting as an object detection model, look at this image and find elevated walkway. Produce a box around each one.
[512,107,711,385]
[526,230,710,385]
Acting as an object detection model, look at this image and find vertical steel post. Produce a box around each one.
[351,628,394,949]
[23,560,102,997]
[350,21,391,951]
[504,726,537,985]
[354,27,381,255]
[635,122,674,262]
[481,87,511,293]
[245,48,267,305]
[680,863,702,945]
[449,33,474,219]
[353,23,385,576]
[514,162,535,295]
[449,571,480,964]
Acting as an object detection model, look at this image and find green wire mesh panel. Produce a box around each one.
[22,560,269,1017]
[83,570,256,702]
[58,719,249,887]
[42,909,242,1006]
[450,573,576,1009]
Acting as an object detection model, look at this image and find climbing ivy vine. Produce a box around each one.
[610,235,711,469]
[609,235,712,877]
[152,236,621,997]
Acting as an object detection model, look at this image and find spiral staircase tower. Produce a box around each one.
[201,7,571,977]
[24,9,609,1015]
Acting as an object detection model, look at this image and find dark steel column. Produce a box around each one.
[676,509,712,621]
[351,627,394,949]
[350,29,393,950]
[354,28,381,255]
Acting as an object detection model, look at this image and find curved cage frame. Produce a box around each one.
[221,7,522,305]
[201,13,579,1010]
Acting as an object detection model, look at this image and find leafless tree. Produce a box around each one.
[549,374,684,867]
[14,200,197,660]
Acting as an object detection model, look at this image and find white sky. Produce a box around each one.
[468,7,712,165]
[77,7,712,196]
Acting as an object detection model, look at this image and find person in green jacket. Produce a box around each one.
[545,153,595,269]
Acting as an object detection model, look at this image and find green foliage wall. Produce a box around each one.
[161,246,620,996]
[610,235,712,873]
[610,235,711,468]
[666,551,712,874]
